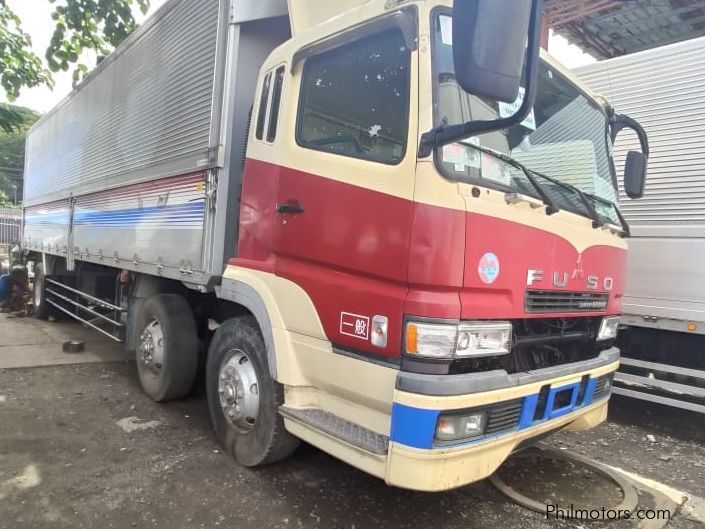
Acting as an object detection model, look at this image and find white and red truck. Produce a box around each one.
[21,0,648,490]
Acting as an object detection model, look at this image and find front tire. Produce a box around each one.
[206,316,299,467]
[135,293,198,402]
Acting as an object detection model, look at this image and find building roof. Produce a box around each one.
[545,0,705,59]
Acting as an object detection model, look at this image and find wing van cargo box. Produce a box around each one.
[575,37,705,325]
[23,0,290,285]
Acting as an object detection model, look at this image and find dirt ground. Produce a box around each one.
[1,313,705,529]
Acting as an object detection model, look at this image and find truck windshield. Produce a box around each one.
[432,13,620,224]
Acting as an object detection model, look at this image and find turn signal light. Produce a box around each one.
[406,322,418,353]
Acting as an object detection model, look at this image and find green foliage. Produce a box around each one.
[0,104,40,204]
[46,0,150,81]
[0,2,53,106]
[0,0,150,131]
[0,104,24,133]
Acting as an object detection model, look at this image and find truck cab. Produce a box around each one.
[224,0,637,489]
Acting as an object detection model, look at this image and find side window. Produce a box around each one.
[267,67,285,143]
[255,72,272,141]
[297,29,411,165]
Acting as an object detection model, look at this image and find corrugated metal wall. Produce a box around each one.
[575,36,705,228]
[0,205,22,255]
[23,0,221,207]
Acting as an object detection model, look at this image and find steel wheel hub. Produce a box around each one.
[139,318,165,375]
[218,350,259,431]
[34,274,43,308]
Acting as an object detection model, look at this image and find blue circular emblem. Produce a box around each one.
[478,253,500,285]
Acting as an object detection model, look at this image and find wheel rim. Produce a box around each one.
[218,350,259,432]
[139,318,165,376]
[34,273,43,309]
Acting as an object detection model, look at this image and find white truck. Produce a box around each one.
[576,36,705,413]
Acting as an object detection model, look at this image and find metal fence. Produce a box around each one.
[0,205,22,259]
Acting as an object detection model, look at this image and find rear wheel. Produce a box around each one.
[206,316,299,466]
[135,293,198,402]
[32,263,53,320]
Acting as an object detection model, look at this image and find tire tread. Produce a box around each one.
[206,315,299,467]
[135,293,198,402]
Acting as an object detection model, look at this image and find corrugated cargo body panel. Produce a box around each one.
[23,0,221,207]
[24,201,71,253]
[71,173,208,277]
[575,37,705,325]
[22,0,293,286]
[575,37,705,228]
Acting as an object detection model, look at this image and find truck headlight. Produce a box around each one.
[597,316,620,341]
[436,412,487,441]
[405,321,512,359]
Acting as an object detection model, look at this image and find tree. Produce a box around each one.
[0,104,39,204]
[0,0,149,131]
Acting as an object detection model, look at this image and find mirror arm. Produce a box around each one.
[611,114,650,157]
[419,0,544,159]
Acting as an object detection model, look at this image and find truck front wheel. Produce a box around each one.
[135,294,198,402]
[206,316,299,466]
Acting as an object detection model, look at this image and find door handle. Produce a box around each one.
[276,202,305,214]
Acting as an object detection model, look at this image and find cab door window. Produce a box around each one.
[255,66,286,144]
[297,28,411,165]
[267,67,285,142]
[255,73,272,141]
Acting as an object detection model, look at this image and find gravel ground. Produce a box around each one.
[554,397,705,499]
[1,315,704,529]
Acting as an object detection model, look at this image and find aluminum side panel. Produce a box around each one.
[575,37,705,230]
[22,0,221,208]
[71,174,207,275]
[24,201,71,254]
[622,235,705,323]
[576,36,705,324]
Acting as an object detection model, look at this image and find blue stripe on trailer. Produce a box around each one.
[25,201,205,228]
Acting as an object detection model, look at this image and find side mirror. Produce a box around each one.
[611,113,649,200]
[452,0,542,103]
[624,151,647,199]
[418,0,544,157]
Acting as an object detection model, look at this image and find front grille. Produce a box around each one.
[525,290,609,314]
[592,374,614,401]
[485,398,523,435]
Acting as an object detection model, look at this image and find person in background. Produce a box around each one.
[0,271,10,308]
[9,243,23,270]
[1,266,30,314]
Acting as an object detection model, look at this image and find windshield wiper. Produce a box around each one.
[523,166,631,236]
[458,140,630,234]
[458,140,559,216]
[523,168,605,229]
[582,187,630,237]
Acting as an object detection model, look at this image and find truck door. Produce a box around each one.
[273,24,418,359]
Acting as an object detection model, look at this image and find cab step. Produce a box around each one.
[279,406,389,455]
